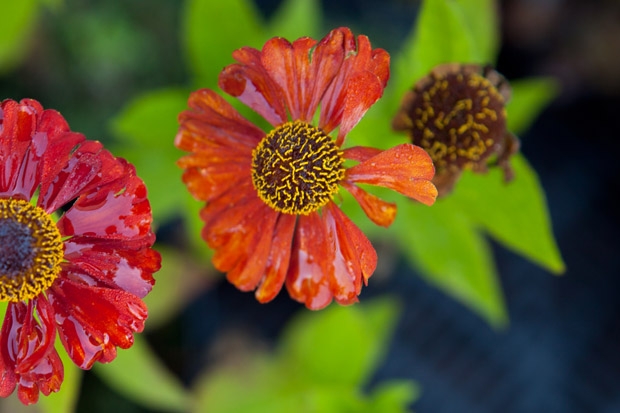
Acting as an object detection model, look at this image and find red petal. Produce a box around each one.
[57,166,154,242]
[341,181,397,227]
[49,278,147,369]
[285,213,334,310]
[345,144,438,206]
[343,146,382,163]
[16,347,64,405]
[176,89,264,152]
[63,238,159,299]
[0,99,41,196]
[255,213,296,303]
[218,47,288,126]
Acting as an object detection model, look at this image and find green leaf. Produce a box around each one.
[392,0,478,101]
[280,299,400,386]
[0,0,38,73]
[452,154,565,274]
[267,0,322,40]
[94,335,191,412]
[38,339,83,413]
[110,88,189,224]
[453,0,500,63]
[394,200,508,327]
[182,0,265,89]
[507,77,560,135]
[366,380,420,413]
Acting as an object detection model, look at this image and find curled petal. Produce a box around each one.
[285,213,333,310]
[255,213,296,303]
[341,181,397,228]
[49,278,147,369]
[324,202,377,304]
[345,144,438,206]
[219,47,288,126]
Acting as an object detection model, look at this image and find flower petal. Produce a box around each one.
[56,164,155,243]
[219,46,288,126]
[323,202,378,304]
[343,146,382,163]
[49,278,148,369]
[345,144,438,206]
[15,347,63,405]
[176,88,264,152]
[63,237,159,299]
[341,181,397,228]
[255,213,296,303]
[285,213,333,310]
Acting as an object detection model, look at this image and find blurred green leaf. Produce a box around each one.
[507,77,560,135]
[110,88,189,224]
[395,200,508,327]
[280,299,400,386]
[94,335,191,412]
[193,299,416,413]
[366,380,420,413]
[453,0,500,63]
[267,0,322,40]
[452,154,565,274]
[38,339,83,413]
[0,0,38,74]
[392,0,478,101]
[183,0,265,89]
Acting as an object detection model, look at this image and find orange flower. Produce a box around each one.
[176,27,437,310]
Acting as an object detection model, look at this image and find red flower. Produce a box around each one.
[0,98,161,404]
[176,27,437,310]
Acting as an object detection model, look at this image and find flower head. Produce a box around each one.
[0,98,160,404]
[392,63,520,196]
[176,27,437,310]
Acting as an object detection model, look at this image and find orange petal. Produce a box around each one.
[255,213,296,303]
[325,202,377,289]
[341,181,397,228]
[219,46,288,127]
[345,144,438,206]
[226,207,279,292]
[343,146,382,163]
[285,213,334,310]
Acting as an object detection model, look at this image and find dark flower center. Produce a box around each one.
[0,198,64,302]
[251,121,345,215]
[402,67,507,171]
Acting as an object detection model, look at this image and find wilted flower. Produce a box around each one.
[176,27,437,310]
[0,98,160,404]
[392,63,520,196]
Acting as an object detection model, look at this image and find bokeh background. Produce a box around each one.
[1,0,619,412]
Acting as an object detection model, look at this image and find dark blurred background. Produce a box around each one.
[2,0,620,412]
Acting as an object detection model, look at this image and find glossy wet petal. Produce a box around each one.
[345,143,438,206]
[255,213,296,303]
[285,213,334,310]
[49,278,147,369]
[15,347,63,405]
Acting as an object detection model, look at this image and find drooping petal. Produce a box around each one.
[219,46,288,126]
[0,346,16,398]
[176,88,265,152]
[285,213,334,310]
[49,278,147,369]
[255,213,296,303]
[341,181,397,228]
[15,347,63,405]
[323,202,378,304]
[345,143,438,206]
